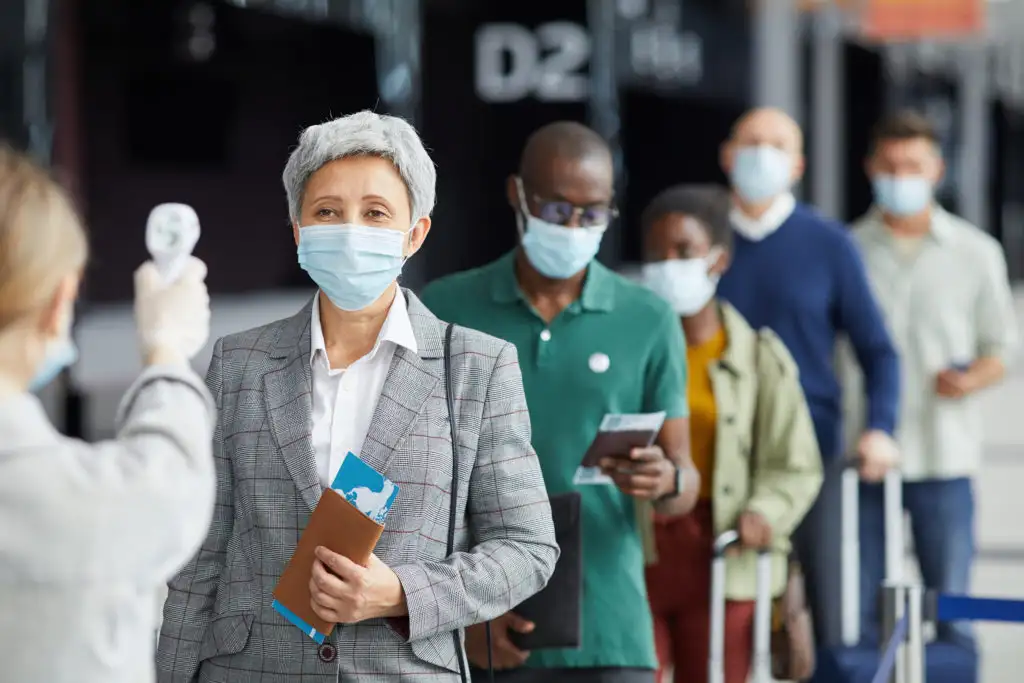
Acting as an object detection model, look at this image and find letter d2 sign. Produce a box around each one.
[474,22,591,104]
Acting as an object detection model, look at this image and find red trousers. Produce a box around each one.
[645,502,755,683]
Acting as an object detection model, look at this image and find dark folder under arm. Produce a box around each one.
[509,491,583,651]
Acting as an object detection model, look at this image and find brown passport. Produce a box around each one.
[579,429,660,468]
[272,488,385,638]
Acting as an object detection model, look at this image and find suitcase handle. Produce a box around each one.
[839,457,904,647]
[709,531,773,683]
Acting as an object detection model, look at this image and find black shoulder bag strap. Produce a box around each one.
[443,323,493,683]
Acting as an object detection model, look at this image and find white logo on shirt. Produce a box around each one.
[589,352,611,373]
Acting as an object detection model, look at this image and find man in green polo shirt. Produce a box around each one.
[419,121,699,683]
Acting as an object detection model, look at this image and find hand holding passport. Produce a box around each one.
[272,453,400,643]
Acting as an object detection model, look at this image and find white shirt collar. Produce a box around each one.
[310,287,418,370]
[730,192,796,242]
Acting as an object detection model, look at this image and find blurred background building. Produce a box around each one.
[3,1,1024,680]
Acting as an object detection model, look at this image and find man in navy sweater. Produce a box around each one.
[716,107,901,646]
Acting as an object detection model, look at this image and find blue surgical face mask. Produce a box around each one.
[29,338,78,393]
[515,179,607,279]
[872,174,933,218]
[520,219,606,280]
[730,145,794,203]
[297,224,409,311]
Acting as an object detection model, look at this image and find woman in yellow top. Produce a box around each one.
[638,184,823,683]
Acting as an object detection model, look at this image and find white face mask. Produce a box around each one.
[641,251,721,316]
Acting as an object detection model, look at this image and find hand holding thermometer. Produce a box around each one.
[145,203,201,284]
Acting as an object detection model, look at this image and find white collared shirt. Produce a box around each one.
[730,192,796,241]
[839,206,1018,480]
[310,289,418,488]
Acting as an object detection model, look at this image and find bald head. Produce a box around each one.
[729,107,804,154]
[720,107,806,205]
[519,121,612,182]
[509,121,615,221]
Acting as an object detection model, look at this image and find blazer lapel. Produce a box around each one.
[264,299,322,511]
[359,290,446,476]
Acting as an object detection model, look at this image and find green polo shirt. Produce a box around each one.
[419,251,688,670]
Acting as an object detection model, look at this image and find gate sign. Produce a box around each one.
[474,22,592,103]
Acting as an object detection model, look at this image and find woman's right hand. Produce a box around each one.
[134,257,211,366]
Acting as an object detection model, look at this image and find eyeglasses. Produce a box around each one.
[530,197,619,228]
[516,176,618,228]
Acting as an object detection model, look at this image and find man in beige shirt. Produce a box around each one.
[845,111,1018,650]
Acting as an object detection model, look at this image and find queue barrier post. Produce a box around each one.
[879,582,908,683]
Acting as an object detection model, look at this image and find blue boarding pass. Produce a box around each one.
[330,452,400,524]
[271,599,328,644]
[272,452,400,642]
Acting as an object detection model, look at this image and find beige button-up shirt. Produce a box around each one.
[839,207,1018,480]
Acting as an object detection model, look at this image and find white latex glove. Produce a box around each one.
[134,256,211,365]
[857,429,900,482]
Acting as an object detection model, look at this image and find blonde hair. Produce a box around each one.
[0,146,88,331]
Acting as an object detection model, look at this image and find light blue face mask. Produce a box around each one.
[515,179,607,280]
[872,174,933,218]
[29,338,78,393]
[730,145,794,203]
[520,217,606,280]
[297,224,408,311]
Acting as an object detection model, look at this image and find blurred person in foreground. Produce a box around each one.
[421,121,700,683]
[638,183,822,683]
[156,111,558,682]
[0,146,215,683]
[715,107,901,645]
[844,111,1018,650]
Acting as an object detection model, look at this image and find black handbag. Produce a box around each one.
[507,491,583,651]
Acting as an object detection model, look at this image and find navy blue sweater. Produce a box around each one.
[717,203,900,459]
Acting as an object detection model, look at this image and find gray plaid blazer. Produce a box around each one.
[156,290,558,682]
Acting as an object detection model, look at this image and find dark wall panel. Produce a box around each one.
[619,91,746,263]
[80,0,378,303]
[0,1,25,148]
[420,1,589,283]
[842,42,885,223]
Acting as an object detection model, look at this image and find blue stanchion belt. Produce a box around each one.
[871,614,909,683]
[935,594,1024,623]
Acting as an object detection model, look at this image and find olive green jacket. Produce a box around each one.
[638,302,823,599]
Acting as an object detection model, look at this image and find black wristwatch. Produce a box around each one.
[657,464,685,501]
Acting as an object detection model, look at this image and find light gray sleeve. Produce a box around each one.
[975,240,1019,365]
[46,362,216,586]
[156,340,230,683]
[391,341,559,642]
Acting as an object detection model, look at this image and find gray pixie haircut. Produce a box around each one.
[282,110,437,223]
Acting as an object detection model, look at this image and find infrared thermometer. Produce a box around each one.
[145,203,200,284]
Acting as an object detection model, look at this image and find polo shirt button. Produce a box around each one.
[722,485,733,496]
[725,415,735,424]
[318,643,337,663]
[540,329,552,342]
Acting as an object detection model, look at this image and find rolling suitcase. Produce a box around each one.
[810,464,977,683]
[709,530,773,683]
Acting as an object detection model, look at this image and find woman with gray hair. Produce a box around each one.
[156,111,558,682]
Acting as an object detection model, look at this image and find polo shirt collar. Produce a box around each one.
[489,249,616,312]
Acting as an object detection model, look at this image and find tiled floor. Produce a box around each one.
[64,287,1024,682]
